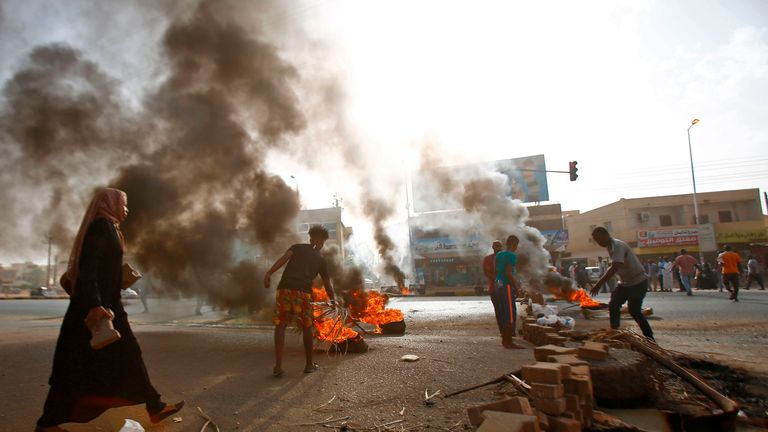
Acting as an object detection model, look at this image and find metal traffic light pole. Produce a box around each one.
[513,161,578,180]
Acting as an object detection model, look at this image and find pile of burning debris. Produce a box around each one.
[543,283,654,321]
[311,285,407,353]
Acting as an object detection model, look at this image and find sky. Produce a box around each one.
[302,0,768,213]
[1,0,767,264]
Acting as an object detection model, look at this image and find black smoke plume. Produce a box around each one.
[0,1,305,308]
[418,144,554,292]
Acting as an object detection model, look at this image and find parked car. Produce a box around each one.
[122,288,139,298]
[30,286,59,298]
[585,267,602,283]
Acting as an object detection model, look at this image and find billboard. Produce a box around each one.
[412,154,549,213]
[541,230,569,250]
[412,235,484,258]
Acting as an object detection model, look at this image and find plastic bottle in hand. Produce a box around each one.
[90,309,121,349]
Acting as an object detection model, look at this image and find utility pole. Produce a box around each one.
[405,181,416,286]
[52,254,59,289]
[687,119,703,263]
[45,232,53,289]
[764,191,768,215]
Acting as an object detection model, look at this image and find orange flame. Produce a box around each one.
[400,284,411,295]
[349,290,404,332]
[313,316,359,343]
[559,288,602,308]
[311,286,404,337]
[312,287,329,302]
[311,287,359,342]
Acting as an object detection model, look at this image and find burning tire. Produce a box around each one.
[380,320,406,335]
[329,335,369,354]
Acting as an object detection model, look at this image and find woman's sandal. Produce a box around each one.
[149,400,185,424]
[303,362,320,373]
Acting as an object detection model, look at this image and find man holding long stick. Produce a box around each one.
[590,227,655,341]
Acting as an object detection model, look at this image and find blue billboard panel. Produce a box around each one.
[412,154,549,213]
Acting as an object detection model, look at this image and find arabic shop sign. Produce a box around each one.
[716,230,768,244]
[414,236,483,255]
[637,228,699,248]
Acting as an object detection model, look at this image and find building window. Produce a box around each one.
[322,222,338,240]
[718,211,733,223]
[698,214,709,224]
[659,215,673,226]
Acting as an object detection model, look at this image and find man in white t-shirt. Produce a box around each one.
[590,227,654,341]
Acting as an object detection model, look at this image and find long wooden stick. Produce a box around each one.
[620,334,739,414]
[292,416,351,426]
[444,370,521,398]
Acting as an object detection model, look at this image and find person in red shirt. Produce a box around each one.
[670,249,700,296]
[482,241,503,335]
[718,245,743,301]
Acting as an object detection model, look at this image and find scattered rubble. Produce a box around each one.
[447,328,750,432]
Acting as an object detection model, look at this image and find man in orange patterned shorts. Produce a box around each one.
[264,225,336,376]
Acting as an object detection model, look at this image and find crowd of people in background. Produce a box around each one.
[638,247,765,301]
[554,247,765,301]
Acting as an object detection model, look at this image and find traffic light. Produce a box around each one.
[569,161,578,181]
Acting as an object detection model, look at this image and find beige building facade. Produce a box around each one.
[296,207,352,260]
[563,188,768,265]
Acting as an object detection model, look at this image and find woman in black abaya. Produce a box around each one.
[36,188,183,432]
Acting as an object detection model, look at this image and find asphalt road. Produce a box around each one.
[0,290,766,431]
[3,288,767,325]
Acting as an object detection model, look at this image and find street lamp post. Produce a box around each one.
[687,118,704,263]
[289,175,300,206]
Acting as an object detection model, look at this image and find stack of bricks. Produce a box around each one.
[466,397,541,431]
[521,362,581,431]
[521,318,568,346]
[520,342,605,431]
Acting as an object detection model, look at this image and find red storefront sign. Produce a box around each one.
[637,228,699,248]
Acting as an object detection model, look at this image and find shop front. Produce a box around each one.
[411,232,488,295]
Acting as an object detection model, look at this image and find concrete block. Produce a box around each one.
[523,323,535,338]
[547,415,581,432]
[582,403,593,428]
[563,375,593,404]
[534,345,578,361]
[540,326,559,334]
[479,412,540,432]
[570,365,590,377]
[579,341,610,361]
[582,341,609,352]
[545,354,589,366]
[565,394,580,412]
[563,408,583,424]
[509,396,534,416]
[534,409,549,431]
[530,383,564,399]
[522,362,571,384]
[532,397,566,415]
[546,335,569,346]
[466,397,532,427]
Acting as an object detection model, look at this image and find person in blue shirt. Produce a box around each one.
[495,235,524,349]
